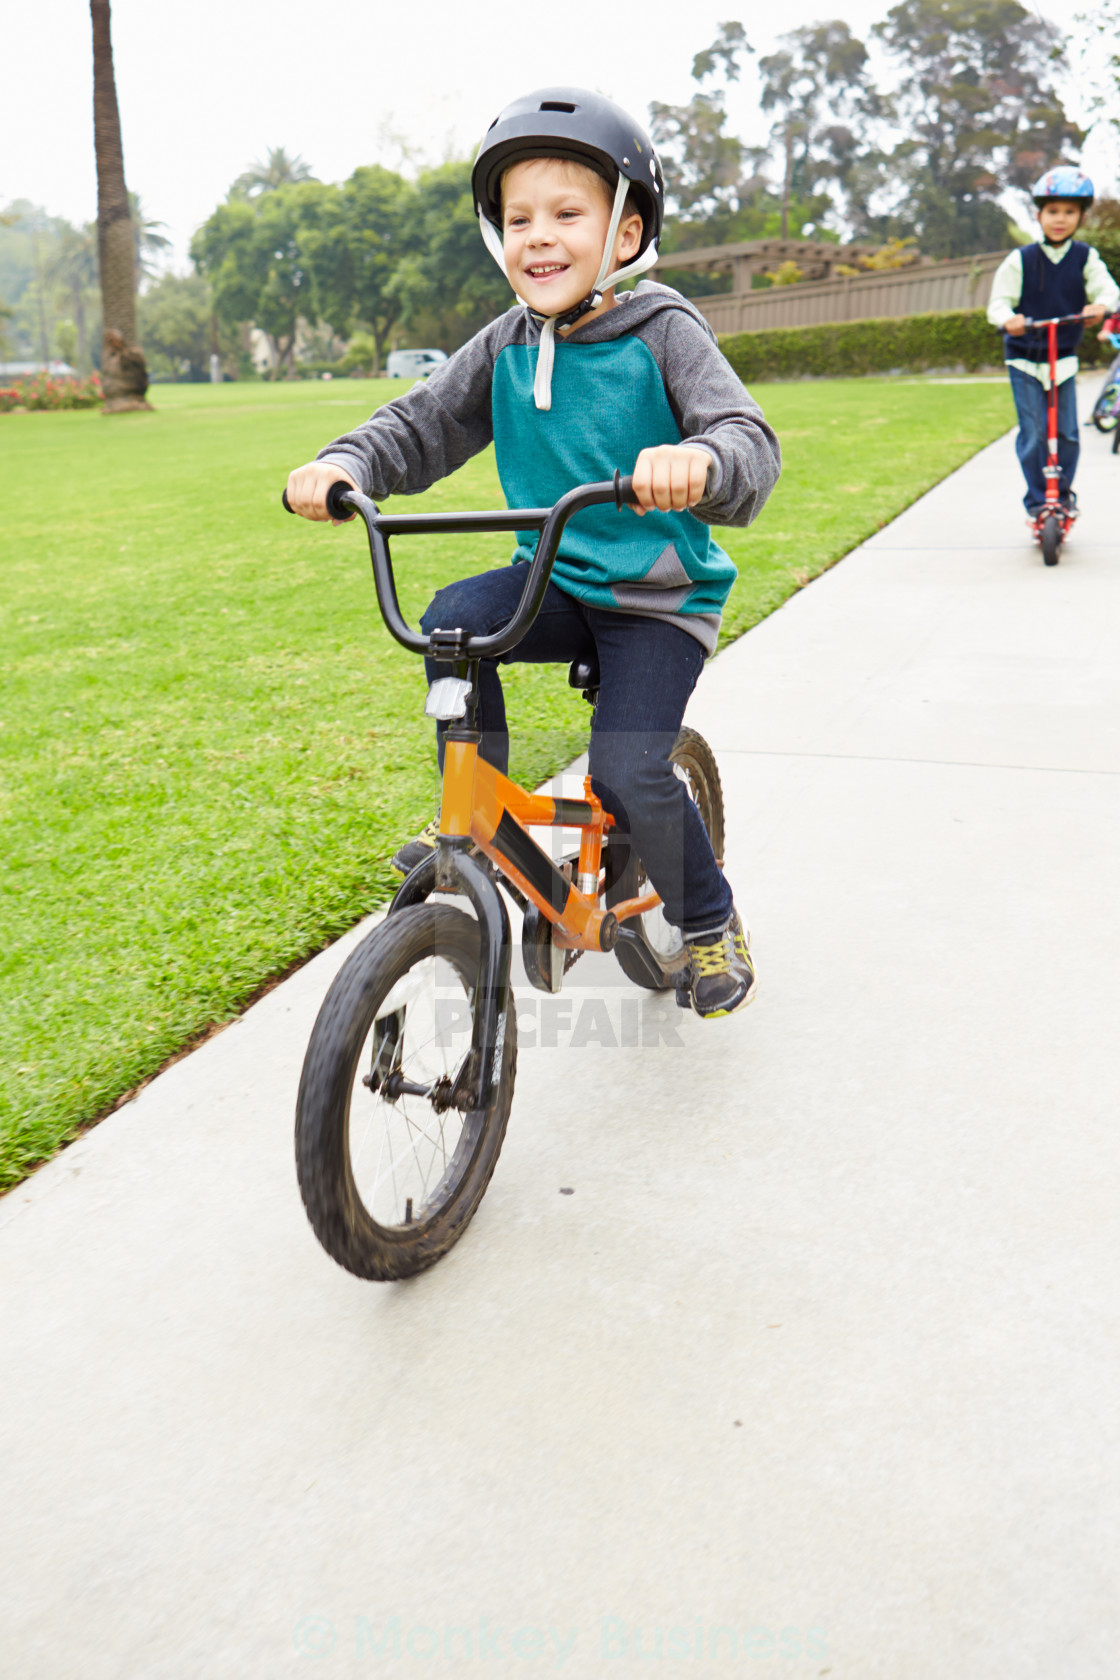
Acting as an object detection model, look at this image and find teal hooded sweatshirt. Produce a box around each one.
[319,281,781,654]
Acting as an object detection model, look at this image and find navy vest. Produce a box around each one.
[1004,242,1089,363]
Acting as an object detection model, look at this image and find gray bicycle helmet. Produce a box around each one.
[471,87,666,410]
[472,86,664,253]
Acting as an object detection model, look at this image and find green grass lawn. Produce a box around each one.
[1,374,1014,1188]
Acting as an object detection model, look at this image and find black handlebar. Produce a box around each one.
[282,473,638,661]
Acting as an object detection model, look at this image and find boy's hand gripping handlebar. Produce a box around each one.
[282,474,638,660]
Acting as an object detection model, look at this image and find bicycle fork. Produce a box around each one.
[389,844,511,1113]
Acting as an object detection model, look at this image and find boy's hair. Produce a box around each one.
[499,155,642,226]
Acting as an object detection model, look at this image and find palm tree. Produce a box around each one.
[230,147,314,199]
[89,0,150,410]
[128,192,172,284]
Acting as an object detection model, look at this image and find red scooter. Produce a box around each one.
[1020,312,1088,567]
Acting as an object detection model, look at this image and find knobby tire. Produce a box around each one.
[295,904,516,1280]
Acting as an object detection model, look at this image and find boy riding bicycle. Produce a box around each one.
[286,88,781,1018]
[986,167,1119,517]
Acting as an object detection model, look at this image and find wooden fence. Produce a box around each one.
[672,251,1008,335]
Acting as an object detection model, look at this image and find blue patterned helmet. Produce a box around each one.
[1032,166,1094,206]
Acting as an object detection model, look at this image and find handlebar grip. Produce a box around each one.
[280,482,355,519]
[326,481,356,520]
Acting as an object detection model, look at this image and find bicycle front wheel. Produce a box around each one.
[295,904,516,1280]
[1091,383,1119,433]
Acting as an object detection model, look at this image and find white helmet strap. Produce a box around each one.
[478,171,660,411]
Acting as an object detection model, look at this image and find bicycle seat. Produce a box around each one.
[568,654,600,696]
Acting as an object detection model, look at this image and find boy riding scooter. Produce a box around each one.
[987,167,1119,548]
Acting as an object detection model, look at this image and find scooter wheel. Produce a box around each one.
[1041,514,1062,567]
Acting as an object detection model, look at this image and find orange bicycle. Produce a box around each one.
[289,475,725,1279]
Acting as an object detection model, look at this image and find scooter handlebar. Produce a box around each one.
[1020,312,1094,328]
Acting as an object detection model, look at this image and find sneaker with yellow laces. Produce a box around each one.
[392,816,441,874]
[683,909,757,1018]
[392,816,483,876]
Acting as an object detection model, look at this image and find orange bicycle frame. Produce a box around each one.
[439,737,661,953]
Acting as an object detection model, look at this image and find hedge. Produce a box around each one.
[719,307,1113,384]
[1085,226,1120,279]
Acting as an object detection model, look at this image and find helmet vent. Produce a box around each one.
[540,100,576,113]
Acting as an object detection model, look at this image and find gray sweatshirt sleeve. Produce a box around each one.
[315,318,506,497]
[634,308,781,527]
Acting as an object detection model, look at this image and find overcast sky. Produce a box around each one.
[2,0,1089,265]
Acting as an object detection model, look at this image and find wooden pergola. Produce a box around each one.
[650,239,891,292]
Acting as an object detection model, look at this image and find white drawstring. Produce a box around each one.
[478,173,661,411]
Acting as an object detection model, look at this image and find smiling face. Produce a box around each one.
[1037,199,1085,244]
[501,157,642,321]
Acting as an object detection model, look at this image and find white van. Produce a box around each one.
[386,348,448,380]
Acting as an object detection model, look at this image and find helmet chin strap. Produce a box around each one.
[479,174,660,411]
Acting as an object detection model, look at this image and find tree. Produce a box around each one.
[872,0,1081,257]
[651,21,832,276]
[138,274,234,381]
[90,0,150,409]
[308,166,415,372]
[128,192,171,284]
[230,147,315,200]
[650,23,757,223]
[758,21,880,235]
[0,202,102,366]
[1072,2,1120,153]
[192,165,416,376]
[46,223,97,373]
[191,179,339,374]
[1083,197,1120,279]
[382,161,514,350]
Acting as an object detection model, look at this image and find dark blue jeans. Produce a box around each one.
[420,565,733,937]
[1008,366,1080,512]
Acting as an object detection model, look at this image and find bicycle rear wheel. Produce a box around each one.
[295,904,516,1280]
[606,726,726,991]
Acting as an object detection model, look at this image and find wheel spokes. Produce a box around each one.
[348,950,476,1231]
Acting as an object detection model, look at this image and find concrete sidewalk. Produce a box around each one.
[4,397,1120,1679]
